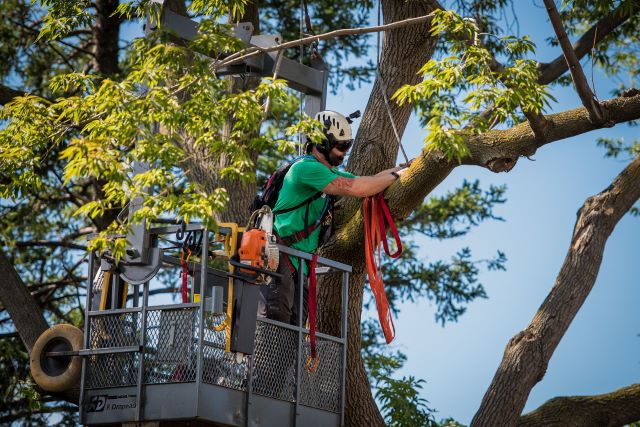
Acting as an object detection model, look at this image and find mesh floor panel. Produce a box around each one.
[299,336,343,412]
[143,307,199,384]
[202,312,248,390]
[250,321,298,402]
[86,312,141,388]
[86,352,140,388]
[85,307,343,412]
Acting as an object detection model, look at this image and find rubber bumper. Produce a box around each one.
[30,324,83,392]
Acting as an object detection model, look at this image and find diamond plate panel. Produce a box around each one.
[86,352,139,389]
[143,308,199,384]
[250,320,298,402]
[202,313,248,390]
[299,336,343,413]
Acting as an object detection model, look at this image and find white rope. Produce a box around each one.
[298,0,304,157]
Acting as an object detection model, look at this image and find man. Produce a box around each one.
[260,110,409,325]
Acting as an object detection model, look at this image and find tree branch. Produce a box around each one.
[543,0,607,123]
[0,252,49,353]
[482,37,550,142]
[214,12,437,71]
[15,241,87,251]
[463,91,640,172]
[471,154,640,426]
[478,1,638,127]
[538,1,639,85]
[0,84,27,106]
[0,404,77,424]
[328,90,640,268]
[518,383,640,427]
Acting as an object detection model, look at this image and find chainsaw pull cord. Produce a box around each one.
[306,253,319,372]
[363,193,402,344]
[180,247,192,304]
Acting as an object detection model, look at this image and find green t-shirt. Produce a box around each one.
[273,156,356,274]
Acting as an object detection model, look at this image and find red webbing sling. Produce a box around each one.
[180,248,191,304]
[306,254,319,372]
[363,193,402,343]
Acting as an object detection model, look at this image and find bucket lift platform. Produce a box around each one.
[79,223,351,427]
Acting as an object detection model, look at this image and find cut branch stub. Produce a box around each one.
[486,156,518,172]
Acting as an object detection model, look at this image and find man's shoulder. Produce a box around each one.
[289,157,327,173]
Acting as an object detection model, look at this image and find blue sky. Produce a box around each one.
[321,2,639,424]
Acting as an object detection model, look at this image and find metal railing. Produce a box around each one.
[79,224,351,427]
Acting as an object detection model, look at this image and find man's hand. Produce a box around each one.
[398,158,414,168]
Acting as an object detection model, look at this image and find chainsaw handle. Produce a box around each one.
[228,258,283,279]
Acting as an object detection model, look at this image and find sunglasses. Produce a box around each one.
[333,140,353,152]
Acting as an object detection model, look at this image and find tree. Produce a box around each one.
[1,0,639,426]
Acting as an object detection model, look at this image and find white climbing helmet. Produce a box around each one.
[314,110,354,142]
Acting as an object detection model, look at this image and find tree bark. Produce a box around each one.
[471,155,640,426]
[0,252,49,353]
[518,383,640,427]
[92,0,121,76]
[317,1,439,426]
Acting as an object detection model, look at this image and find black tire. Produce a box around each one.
[30,324,83,392]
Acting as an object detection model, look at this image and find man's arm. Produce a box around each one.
[322,168,407,197]
[373,166,405,177]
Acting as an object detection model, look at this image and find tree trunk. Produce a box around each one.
[0,252,49,353]
[219,2,261,225]
[518,383,640,427]
[471,155,640,426]
[92,0,121,76]
[317,1,439,426]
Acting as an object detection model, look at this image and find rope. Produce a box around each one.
[375,0,409,165]
[363,193,402,343]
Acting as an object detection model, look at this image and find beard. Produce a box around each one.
[330,153,344,166]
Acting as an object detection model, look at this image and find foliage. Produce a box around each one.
[393,9,553,161]
[0,336,78,426]
[0,2,322,259]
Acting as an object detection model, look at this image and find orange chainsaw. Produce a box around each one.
[238,206,279,283]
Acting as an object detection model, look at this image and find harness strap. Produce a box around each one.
[363,193,402,344]
[278,196,333,246]
[306,254,319,372]
[273,191,323,215]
